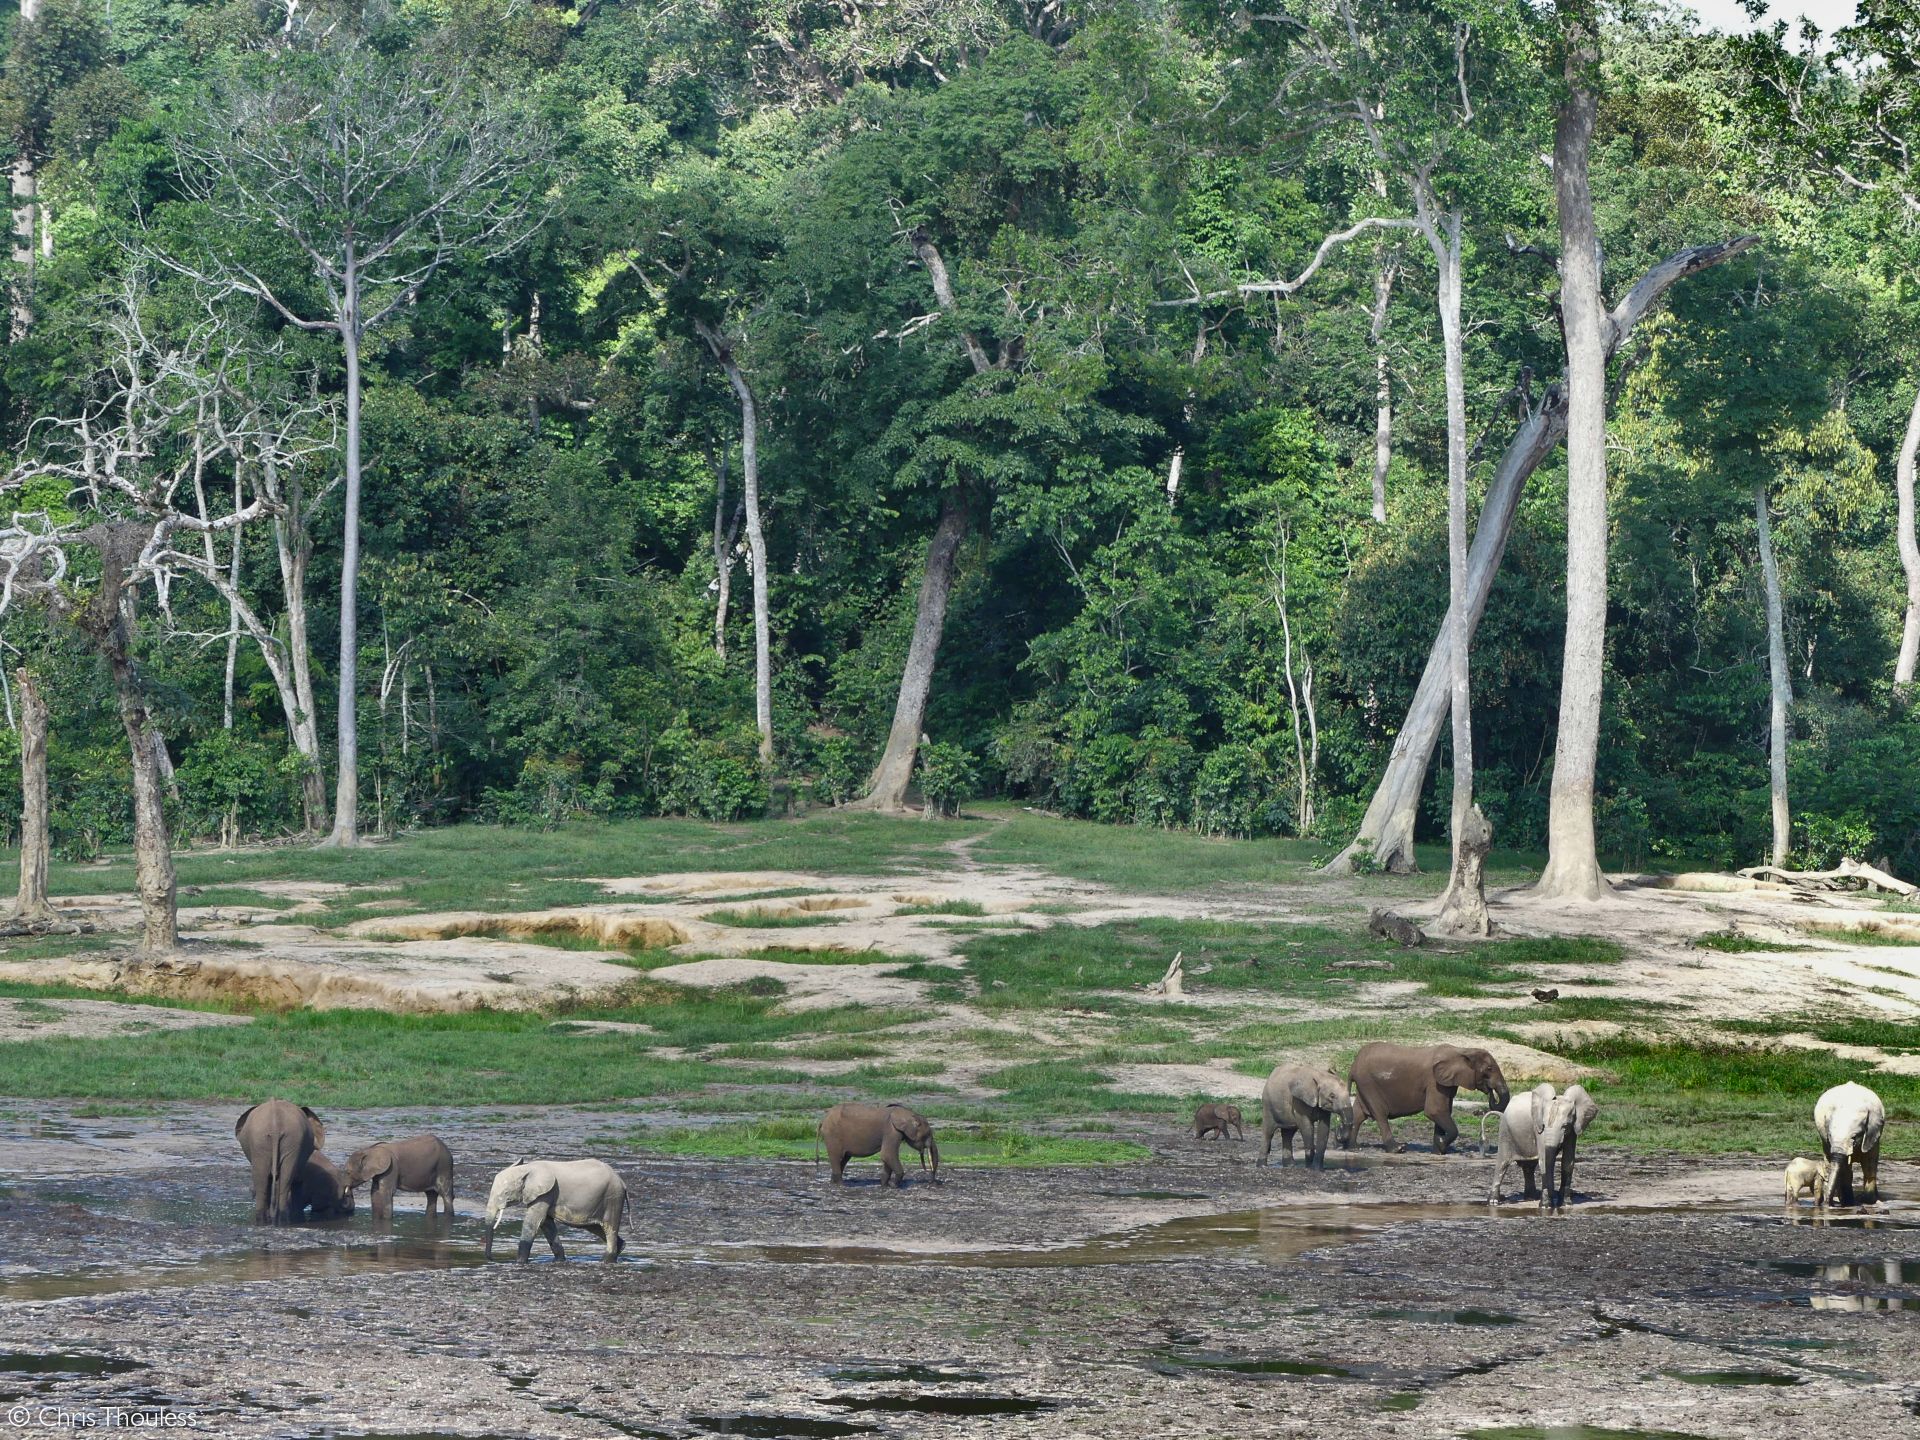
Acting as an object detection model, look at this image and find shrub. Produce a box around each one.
[917,740,978,817]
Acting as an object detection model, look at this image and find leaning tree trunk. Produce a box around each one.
[7,668,54,927]
[1757,481,1792,868]
[1894,380,1920,687]
[1431,217,1490,939]
[851,491,969,811]
[1320,235,1759,876]
[1536,0,1612,903]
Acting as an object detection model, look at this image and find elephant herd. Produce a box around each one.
[1201,1045,1892,1216]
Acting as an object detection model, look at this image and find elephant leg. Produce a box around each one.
[248,1151,275,1224]
[1360,1085,1398,1151]
[1280,1126,1298,1164]
[272,1137,302,1224]
[1309,1117,1330,1169]
[374,1175,395,1223]
[543,1217,565,1261]
[1260,1114,1276,1167]
[601,1222,620,1261]
[1519,1159,1538,1200]
[1488,1148,1508,1205]
[518,1200,553,1262]
[829,1149,848,1185]
[1427,1095,1459,1155]
[1560,1139,1578,1208]
[1861,1147,1880,1203]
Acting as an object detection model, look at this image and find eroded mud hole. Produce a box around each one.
[0,1107,1916,1437]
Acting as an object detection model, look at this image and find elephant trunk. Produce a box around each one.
[483,1212,498,1259]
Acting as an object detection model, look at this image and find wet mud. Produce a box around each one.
[0,1105,1916,1438]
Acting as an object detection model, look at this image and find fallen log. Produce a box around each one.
[1735,858,1917,897]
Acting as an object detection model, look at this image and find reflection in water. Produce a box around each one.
[0,1236,483,1303]
[1771,1257,1920,1311]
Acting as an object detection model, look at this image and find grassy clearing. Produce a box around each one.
[962,919,1621,1009]
[179,888,301,911]
[1551,1035,1920,1156]
[1806,1017,1920,1051]
[896,899,987,917]
[1802,923,1920,947]
[610,1117,1149,1167]
[1691,932,1807,954]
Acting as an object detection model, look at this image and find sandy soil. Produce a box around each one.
[0,1104,1914,1439]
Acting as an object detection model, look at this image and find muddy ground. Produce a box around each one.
[0,1106,1915,1439]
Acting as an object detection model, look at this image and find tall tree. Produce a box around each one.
[1534,0,1612,902]
[165,39,546,845]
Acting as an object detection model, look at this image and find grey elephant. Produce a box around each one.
[344,1134,455,1221]
[1483,1083,1559,1203]
[235,1099,326,1224]
[1814,1081,1885,1206]
[817,1102,941,1187]
[292,1150,355,1220]
[1193,1103,1245,1141]
[1348,1041,1510,1154]
[482,1159,627,1262]
[1537,1083,1599,1211]
[1260,1063,1355,1169]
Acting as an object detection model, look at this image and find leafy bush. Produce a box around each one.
[805,734,864,807]
[916,740,978,817]
[654,726,769,822]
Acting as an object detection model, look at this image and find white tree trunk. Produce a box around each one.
[1369,257,1397,524]
[273,483,327,834]
[852,492,969,811]
[702,342,774,764]
[7,0,40,341]
[1536,1,1612,902]
[101,597,176,953]
[712,447,738,660]
[325,270,364,847]
[1894,380,1920,685]
[1321,235,1759,875]
[8,668,54,925]
[1757,481,1793,868]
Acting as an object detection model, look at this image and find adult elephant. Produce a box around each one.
[1348,1042,1510,1154]
[1259,1063,1355,1169]
[483,1159,627,1262]
[1815,1082,1886,1207]
[235,1100,326,1225]
[1537,1083,1599,1212]
[817,1102,940,1187]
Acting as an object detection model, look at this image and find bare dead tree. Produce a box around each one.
[4,666,54,929]
[163,39,549,846]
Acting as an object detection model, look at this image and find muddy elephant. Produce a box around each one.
[1537,1083,1598,1211]
[235,1099,326,1224]
[1815,1081,1885,1206]
[1193,1103,1245,1141]
[1260,1063,1355,1169]
[483,1159,627,1262]
[1784,1157,1829,1207]
[1348,1042,1510,1154]
[818,1102,941,1187]
[292,1151,355,1220]
[344,1134,455,1221]
[1483,1083,1558,1203]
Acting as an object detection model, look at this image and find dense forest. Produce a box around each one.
[2,0,1917,888]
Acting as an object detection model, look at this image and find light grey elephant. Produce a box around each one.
[1484,1083,1558,1204]
[1260,1063,1356,1169]
[1537,1083,1599,1211]
[1814,1081,1885,1206]
[482,1159,628,1262]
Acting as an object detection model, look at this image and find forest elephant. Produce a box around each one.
[1348,1042,1510,1154]
[1193,1103,1245,1141]
[235,1099,327,1225]
[1814,1082,1886,1207]
[1784,1157,1830,1207]
[344,1134,456,1221]
[292,1150,356,1220]
[1483,1083,1558,1203]
[817,1102,941,1187]
[483,1159,627,1262]
[1536,1083,1599,1211]
[1260,1063,1356,1169]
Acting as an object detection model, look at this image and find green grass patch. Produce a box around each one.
[1555,1035,1920,1156]
[1802,923,1920,947]
[704,908,848,929]
[895,899,987,917]
[1808,1017,1920,1051]
[1692,932,1807,954]
[0,933,128,963]
[179,888,300,911]
[617,1118,1147,1167]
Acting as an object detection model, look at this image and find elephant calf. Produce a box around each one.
[1784,1156,1830,1207]
[1260,1063,1354,1169]
[483,1159,628,1262]
[1484,1084,1559,1204]
[1193,1103,1245,1141]
[293,1151,355,1220]
[818,1102,940,1187]
[345,1134,455,1221]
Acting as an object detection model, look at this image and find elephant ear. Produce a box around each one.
[1431,1051,1476,1090]
[1312,1075,1347,1110]
[367,1144,395,1180]
[1571,1089,1599,1135]
[301,1107,326,1149]
[233,1104,257,1139]
[521,1162,560,1200]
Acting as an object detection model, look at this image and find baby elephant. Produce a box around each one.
[293,1150,355,1220]
[1784,1156,1830,1208]
[1193,1102,1245,1141]
[818,1102,940,1187]
[344,1134,456,1221]
[483,1159,627,1262]
[1260,1063,1355,1169]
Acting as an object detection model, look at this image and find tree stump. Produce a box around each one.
[1436,804,1494,937]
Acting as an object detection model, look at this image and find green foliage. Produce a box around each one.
[915,740,978,817]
